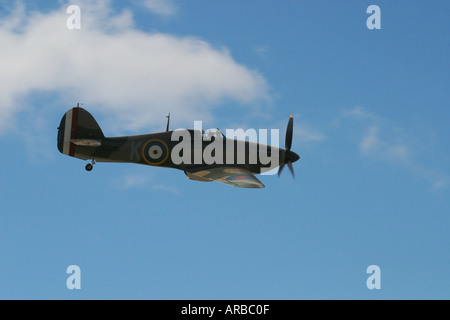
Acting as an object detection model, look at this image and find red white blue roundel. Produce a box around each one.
[142,139,169,165]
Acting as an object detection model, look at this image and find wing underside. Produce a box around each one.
[185,167,265,188]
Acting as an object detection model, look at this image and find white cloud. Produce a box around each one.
[360,125,379,155]
[359,125,411,163]
[111,171,181,192]
[345,106,448,190]
[346,107,411,163]
[294,124,326,143]
[265,115,326,149]
[151,184,180,194]
[115,173,149,190]
[0,1,268,134]
[253,45,269,59]
[142,0,177,16]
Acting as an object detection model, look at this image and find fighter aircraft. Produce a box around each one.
[57,105,300,188]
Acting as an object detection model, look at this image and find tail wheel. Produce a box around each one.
[85,159,95,171]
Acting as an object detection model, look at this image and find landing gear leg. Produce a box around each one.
[85,159,95,172]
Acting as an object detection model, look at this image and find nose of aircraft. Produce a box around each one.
[285,150,300,163]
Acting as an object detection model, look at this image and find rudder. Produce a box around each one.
[57,107,104,156]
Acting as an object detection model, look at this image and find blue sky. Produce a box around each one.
[0,0,449,299]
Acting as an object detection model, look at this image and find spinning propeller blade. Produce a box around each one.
[278,115,299,179]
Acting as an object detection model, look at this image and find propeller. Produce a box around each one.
[278,115,300,179]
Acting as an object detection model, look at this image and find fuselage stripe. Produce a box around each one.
[63,109,73,155]
[69,107,78,156]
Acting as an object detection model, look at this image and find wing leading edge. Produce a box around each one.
[185,167,265,188]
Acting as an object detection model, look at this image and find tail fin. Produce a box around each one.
[57,107,104,156]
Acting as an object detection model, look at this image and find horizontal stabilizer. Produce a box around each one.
[71,139,102,147]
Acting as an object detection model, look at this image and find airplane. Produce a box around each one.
[57,105,300,188]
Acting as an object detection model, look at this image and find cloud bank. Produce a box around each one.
[0,1,268,134]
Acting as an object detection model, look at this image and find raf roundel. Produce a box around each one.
[142,139,169,165]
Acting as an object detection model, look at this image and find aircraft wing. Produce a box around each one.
[185,167,265,188]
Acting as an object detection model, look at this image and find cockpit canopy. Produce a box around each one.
[201,128,225,141]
